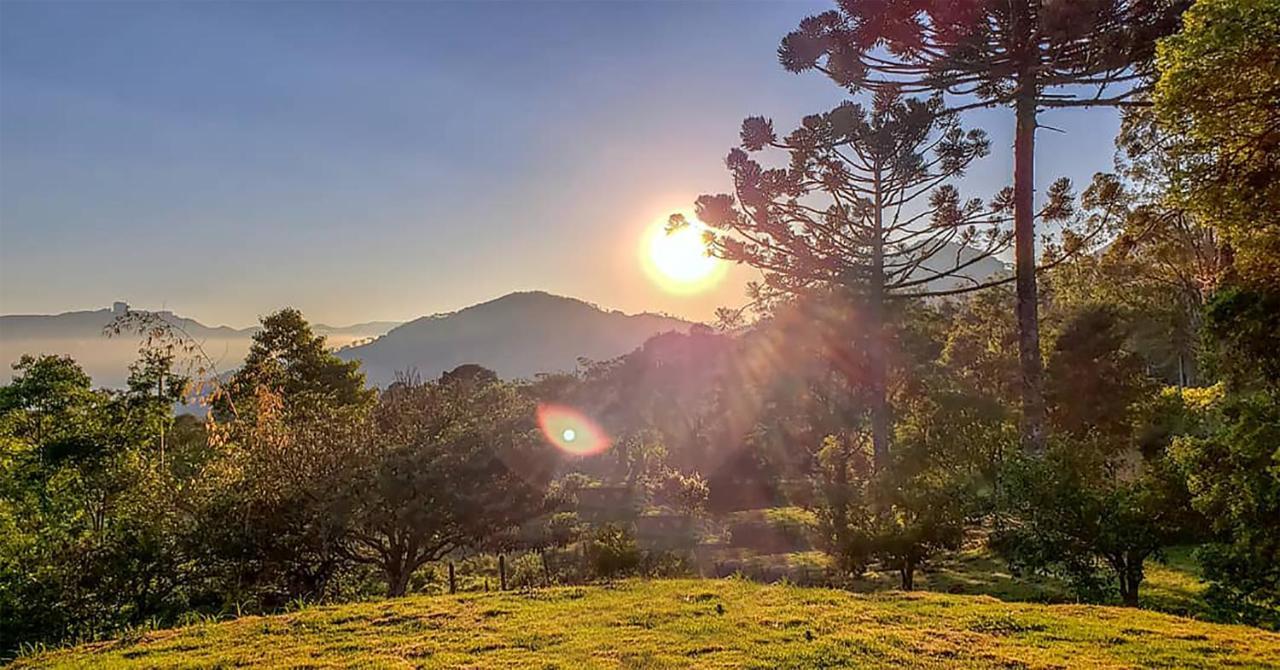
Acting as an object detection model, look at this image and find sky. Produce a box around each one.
[0,1,1121,328]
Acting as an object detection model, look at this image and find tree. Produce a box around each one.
[122,349,189,468]
[1170,388,1280,627]
[679,90,1022,466]
[345,369,555,597]
[1155,0,1280,285]
[224,308,373,420]
[1044,110,1232,386]
[0,354,95,449]
[1202,285,1280,392]
[0,356,191,654]
[995,306,1192,606]
[778,0,1189,451]
[1044,306,1158,440]
[995,441,1192,606]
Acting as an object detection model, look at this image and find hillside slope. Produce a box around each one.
[16,579,1280,669]
[338,291,693,385]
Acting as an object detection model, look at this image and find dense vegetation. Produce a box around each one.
[3,0,1279,663]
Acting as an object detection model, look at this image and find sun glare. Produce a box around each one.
[641,218,726,295]
[537,404,610,456]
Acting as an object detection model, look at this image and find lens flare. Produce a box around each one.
[641,217,726,295]
[537,404,610,456]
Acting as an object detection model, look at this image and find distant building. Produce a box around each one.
[112,301,129,315]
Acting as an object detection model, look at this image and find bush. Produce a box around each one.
[587,524,640,580]
[726,508,815,553]
[993,438,1194,607]
[1171,390,1280,628]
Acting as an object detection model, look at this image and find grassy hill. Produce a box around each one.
[14,579,1280,669]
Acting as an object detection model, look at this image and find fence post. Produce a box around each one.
[448,561,456,594]
[499,554,508,591]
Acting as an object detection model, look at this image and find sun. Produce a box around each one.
[641,218,726,294]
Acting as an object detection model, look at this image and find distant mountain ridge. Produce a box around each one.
[1,293,694,389]
[0,302,399,388]
[336,291,694,386]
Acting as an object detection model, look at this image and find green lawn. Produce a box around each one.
[15,578,1280,669]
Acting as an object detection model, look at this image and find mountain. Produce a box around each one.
[0,293,691,389]
[336,292,694,386]
[0,303,397,388]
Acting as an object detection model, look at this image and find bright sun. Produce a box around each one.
[642,219,726,295]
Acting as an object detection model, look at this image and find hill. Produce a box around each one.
[337,291,693,385]
[1,293,691,389]
[0,303,397,388]
[14,579,1280,669]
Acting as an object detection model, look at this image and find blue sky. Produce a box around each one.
[0,1,1120,327]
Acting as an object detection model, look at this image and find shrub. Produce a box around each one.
[587,524,640,580]
[726,508,815,553]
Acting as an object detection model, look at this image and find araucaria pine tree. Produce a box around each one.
[776,0,1189,452]
[676,91,1074,467]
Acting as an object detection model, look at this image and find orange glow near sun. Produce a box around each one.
[537,403,611,456]
[641,216,726,295]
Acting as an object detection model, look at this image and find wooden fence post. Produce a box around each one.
[448,561,456,594]
[499,554,508,591]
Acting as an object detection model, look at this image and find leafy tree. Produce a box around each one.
[995,441,1192,606]
[680,90,1017,466]
[995,306,1193,606]
[1170,389,1280,627]
[188,402,367,611]
[778,0,1189,451]
[1202,285,1280,391]
[1155,0,1280,284]
[0,354,95,449]
[122,349,189,468]
[344,368,555,597]
[1045,306,1158,440]
[1046,111,1232,386]
[224,308,373,419]
[0,356,192,655]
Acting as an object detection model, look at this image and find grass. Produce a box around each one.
[14,578,1280,669]
[707,543,1212,616]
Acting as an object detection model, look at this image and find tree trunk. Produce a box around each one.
[900,558,915,591]
[386,564,410,598]
[1121,582,1140,607]
[1014,87,1046,455]
[869,168,890,469]
[1117,556,1143,607]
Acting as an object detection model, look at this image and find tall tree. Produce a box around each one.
[676,91,1029,466]
[225,308,374,420]
[777,0,1189,451]
[1155,0,1280,287]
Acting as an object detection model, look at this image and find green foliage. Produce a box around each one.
[1170,389,1280,628]
[586,524,640,580]
[1155,0,1280,281]
[994,304,1198,606]
[0,355,192,655]
[224,308,373,419]
[812,425,975,591]
[993,440,1194,606]
[1045,305,1159,439]
[348,366,556,596]
[1203,284,1280,390]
